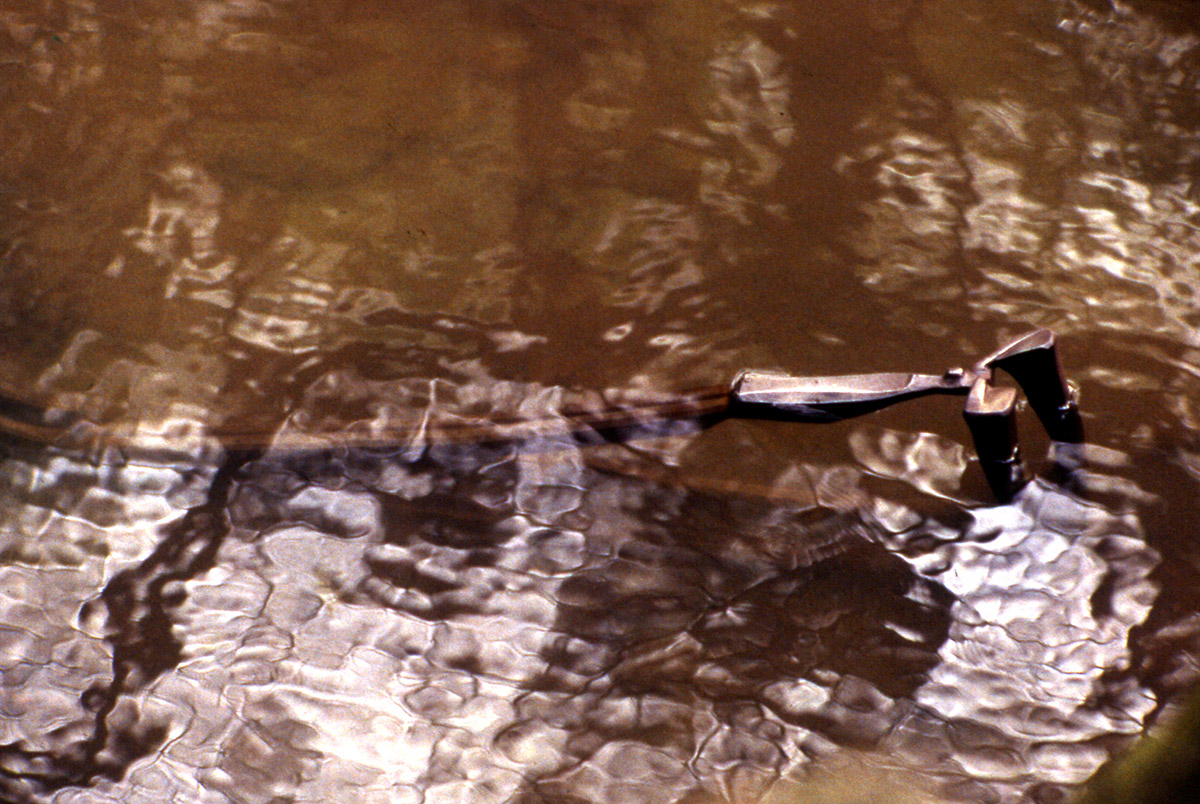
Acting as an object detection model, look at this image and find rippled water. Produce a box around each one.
[3,1,1200,802]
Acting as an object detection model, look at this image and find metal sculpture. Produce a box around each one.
[732,328,1083,499]
[0,330,1081,500]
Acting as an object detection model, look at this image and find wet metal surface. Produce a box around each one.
[2,2,1200,803]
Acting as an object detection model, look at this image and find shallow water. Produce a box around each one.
[3,1,1200,802]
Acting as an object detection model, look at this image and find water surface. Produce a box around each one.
[2,1,1200,802]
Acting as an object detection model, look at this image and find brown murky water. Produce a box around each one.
[3,1,1200,802]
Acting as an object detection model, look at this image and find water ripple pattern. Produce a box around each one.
[3,2,1200,804]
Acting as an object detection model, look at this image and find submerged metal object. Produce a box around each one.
[731,328,1083,500]
[0,329,1080,501]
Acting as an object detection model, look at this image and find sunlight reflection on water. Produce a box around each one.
[3,1,1200,803]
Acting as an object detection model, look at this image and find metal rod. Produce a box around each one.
[730,368,976,421]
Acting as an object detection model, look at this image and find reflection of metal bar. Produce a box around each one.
[0,386,79,445]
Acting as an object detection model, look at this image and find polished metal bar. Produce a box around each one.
[731,368,977,421]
